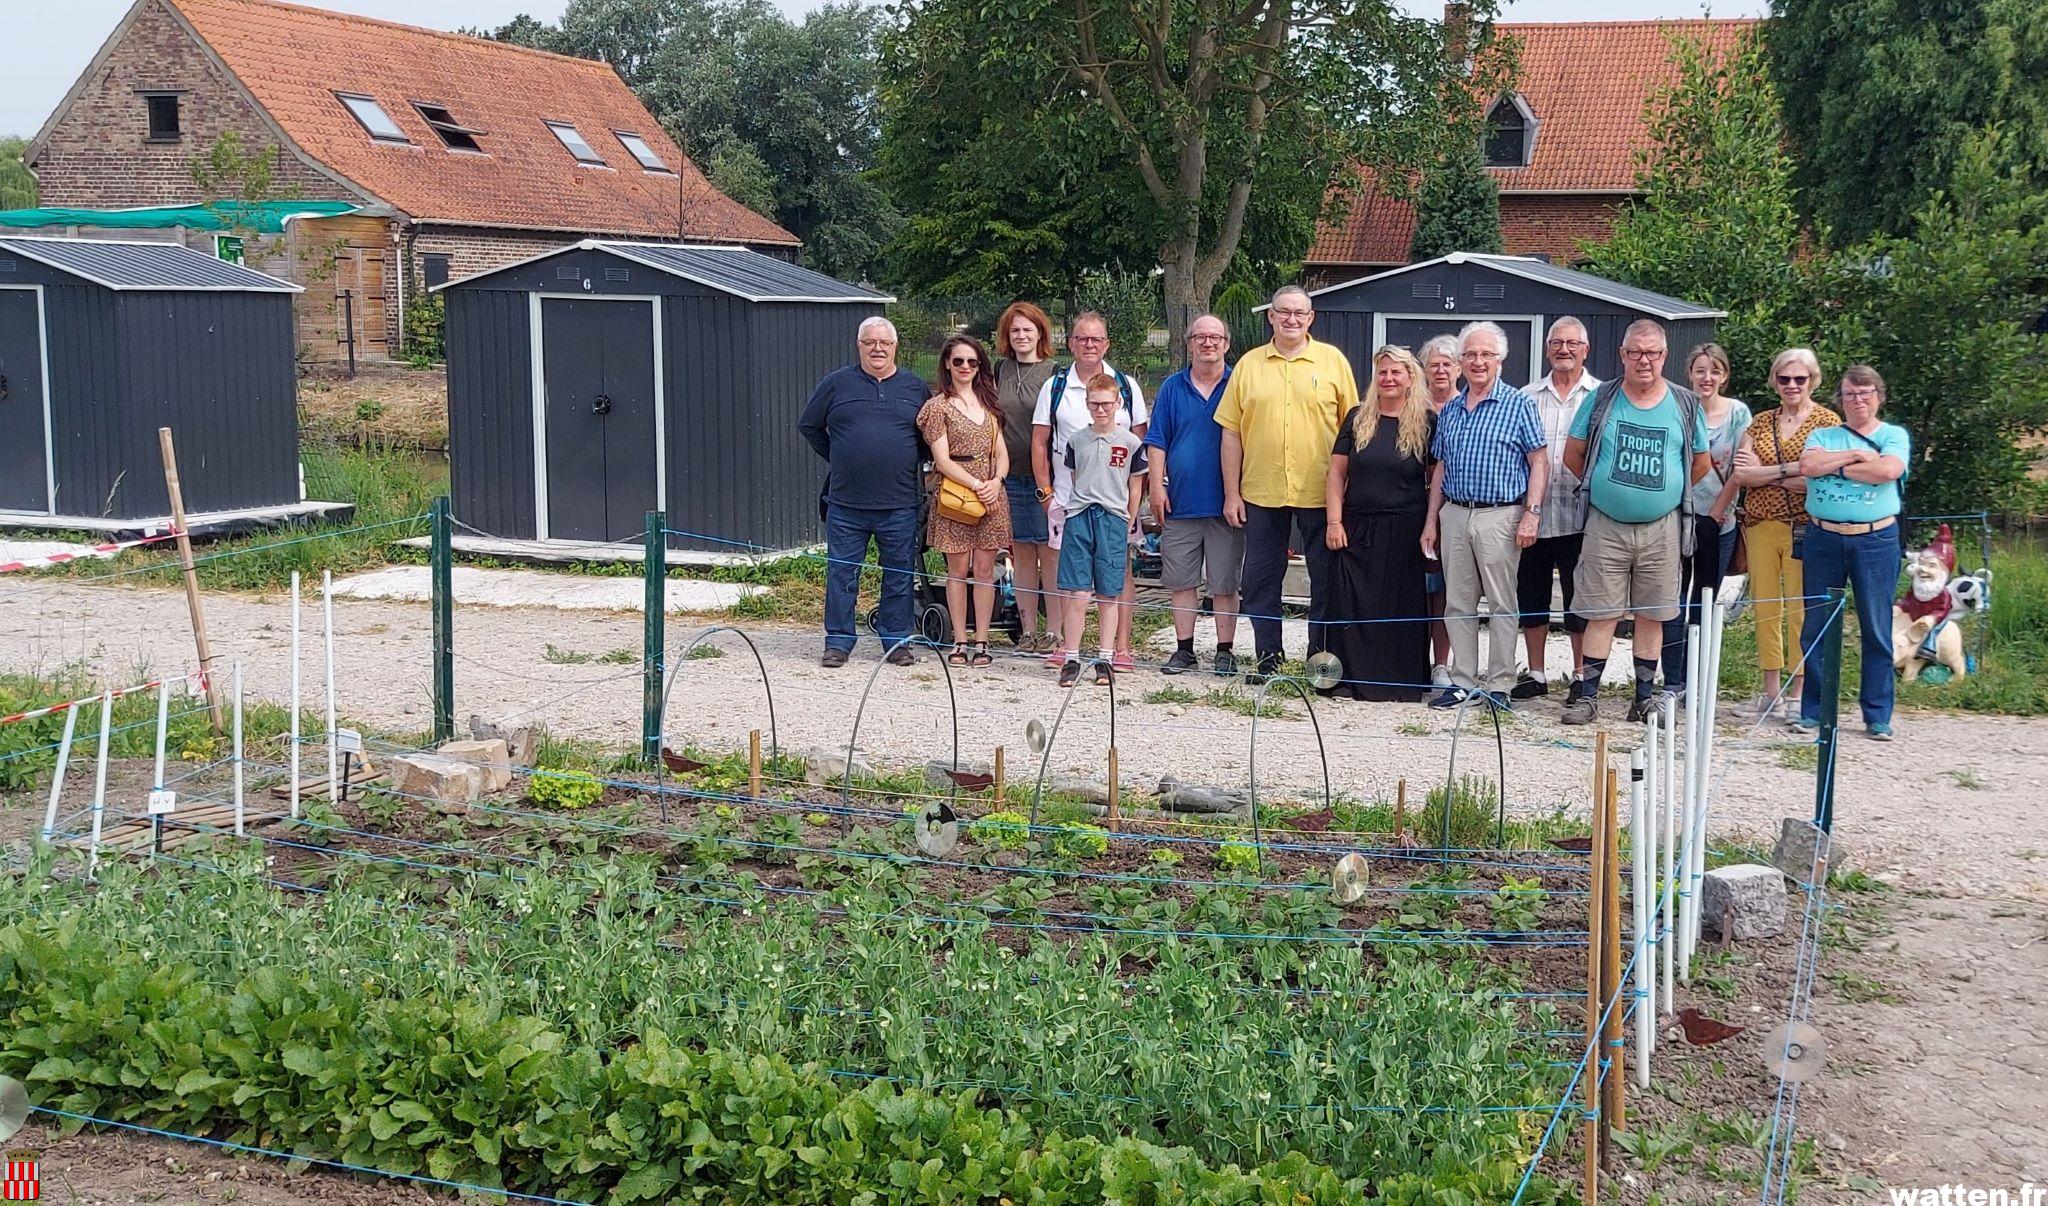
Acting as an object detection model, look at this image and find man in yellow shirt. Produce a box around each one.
[1218,284,1360,677]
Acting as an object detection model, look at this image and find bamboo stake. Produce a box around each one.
[1394,778,1407,842]
[1604,766,1625,1143]
[993,745,1006,805]
[748,730,763,801]
[1106,747,1120,831]
[1583,733,1607,1206]
[157,428,224,732]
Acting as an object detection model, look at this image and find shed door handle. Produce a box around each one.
[592,393,611,416]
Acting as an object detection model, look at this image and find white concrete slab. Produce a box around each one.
[329,565,761,613]
[0,538,116,567]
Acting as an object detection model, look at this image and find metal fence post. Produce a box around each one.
[643,511,666,767]
[1812,585,1846,833]
[430,496,454,743]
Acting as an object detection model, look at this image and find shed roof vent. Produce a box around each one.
[556,266,581,280]
[0,260,13,273]
[1473,283,1506,299]
[1411,282,1441,299]
[604,266,631,281]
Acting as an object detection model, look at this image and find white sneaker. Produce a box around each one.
[1430,664,1453,689]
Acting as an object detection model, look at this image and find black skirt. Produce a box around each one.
[1319,509,1430,702]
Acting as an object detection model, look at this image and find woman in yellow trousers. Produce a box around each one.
[1732,348,1840,717]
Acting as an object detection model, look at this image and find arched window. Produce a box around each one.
[1483,95,1536,168]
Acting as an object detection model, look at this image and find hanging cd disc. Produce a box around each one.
[1305,651,1344,691]
[1761,1020,1828,1084]
[914,800,959,857]
[1331,852,1370,904]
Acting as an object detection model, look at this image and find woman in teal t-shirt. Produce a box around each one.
[1792,365,1910,740]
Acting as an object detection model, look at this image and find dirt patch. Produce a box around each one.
[11,1120,438,1205]
[298,363,448,449]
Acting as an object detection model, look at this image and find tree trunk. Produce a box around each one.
[1159,241,1234,368]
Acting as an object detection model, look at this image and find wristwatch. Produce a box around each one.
[1527,503,1543,515]
[1035,485,1054,502]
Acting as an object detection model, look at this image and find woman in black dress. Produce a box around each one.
[1319,345,1435,701]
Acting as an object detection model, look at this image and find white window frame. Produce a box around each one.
[544,121,609,167]
[336,93,411,145]
[613,131,670,173]
[1482,94,1539,169]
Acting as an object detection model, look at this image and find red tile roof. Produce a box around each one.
[1308,17,1757,268]
[167,0,799,246]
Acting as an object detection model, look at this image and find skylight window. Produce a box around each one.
[337,93,410,144]
[545,121,607,166]
[614,131,670,173]
[412,102,484,153]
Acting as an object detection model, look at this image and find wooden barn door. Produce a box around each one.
[539,297,659,542]
[334,245,389,360]
[0,288,50,512]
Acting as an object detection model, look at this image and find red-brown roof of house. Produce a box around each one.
[167,0,799,246]
[1308,17,1757,268]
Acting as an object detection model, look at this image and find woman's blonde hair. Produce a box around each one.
[1357,344,1433,463]
[1769,347,1824,390]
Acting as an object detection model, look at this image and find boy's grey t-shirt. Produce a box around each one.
[1063,427,1146,512]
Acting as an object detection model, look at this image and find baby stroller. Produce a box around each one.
[864,470,1023,647]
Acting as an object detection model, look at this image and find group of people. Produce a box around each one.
[798,288,1910,739]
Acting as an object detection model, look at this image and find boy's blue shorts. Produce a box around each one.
[1056,504,1128,597]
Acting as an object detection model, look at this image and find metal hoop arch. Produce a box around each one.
[1439,691,1510,857]
[1247,674,1332,876]
[1026,659,1118,839]
[840,635,961,835]
[655,625,780,822]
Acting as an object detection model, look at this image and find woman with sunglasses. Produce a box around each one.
[1417,335,1461,687]
[918,335,1012,666]
[1731,347,1840,716]
[1320,345,1436,700]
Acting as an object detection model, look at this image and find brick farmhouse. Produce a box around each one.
[1305,17,1756,288]
[24,0,797,360]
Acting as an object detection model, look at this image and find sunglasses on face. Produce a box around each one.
[1776,374,1811,386]
[948,356,981,368]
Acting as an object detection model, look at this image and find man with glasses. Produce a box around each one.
[1560,319,1711,724]
[1514,317,1600,699]
[1422,320,1547,711]
[1146,313,1242,675]
[799,316,931,668]
[1218,285,1359,678]
[1033,311,1148,667]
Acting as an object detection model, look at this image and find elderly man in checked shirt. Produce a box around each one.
[1420,320,1549,712]
[1512,316,1601,700]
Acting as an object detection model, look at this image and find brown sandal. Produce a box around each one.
[970,642,994,667]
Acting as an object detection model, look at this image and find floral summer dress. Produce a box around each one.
[917,397,1013,553]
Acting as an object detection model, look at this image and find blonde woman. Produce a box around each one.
[1320,345,1436,700]
[1731,347,1840,715]
[1417,333,1461,685]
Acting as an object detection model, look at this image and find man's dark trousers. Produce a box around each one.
[824,504,918,652]
[1240,503,1331,668]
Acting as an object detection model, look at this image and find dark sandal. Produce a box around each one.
[969,642,994,667]
[947,646,970,666]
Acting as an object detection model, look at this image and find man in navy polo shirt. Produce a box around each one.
[798,316,931,667]
[1145,313,1243,676]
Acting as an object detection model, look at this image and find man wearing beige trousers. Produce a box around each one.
[1421,321,1549,712]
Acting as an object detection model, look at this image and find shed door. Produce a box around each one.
[540,297,658,542]
[0,289,49,512]
[1382,316,1536,390]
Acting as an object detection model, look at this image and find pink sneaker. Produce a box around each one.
[1113,651,1136,672]
[1046,648,1072,668]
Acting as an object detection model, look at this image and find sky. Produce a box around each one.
[2,0,1768,141]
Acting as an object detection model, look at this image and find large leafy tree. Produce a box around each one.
[0,137,37,210]
[1408,143,1503,261]
[1768,0,2048,242]
[485,0,899,281]
[880,0,1507,348]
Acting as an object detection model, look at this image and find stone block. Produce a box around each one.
[1700,864,1788,941]
[469,716,540,766]
[1771,818,1836,885]
[389,754,484,807]
[437,738,512,793]
[803,747,876,786]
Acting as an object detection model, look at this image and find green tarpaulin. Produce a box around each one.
[0,201,359,233]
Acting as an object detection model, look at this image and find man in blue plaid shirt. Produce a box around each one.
[1421,321,1549,711]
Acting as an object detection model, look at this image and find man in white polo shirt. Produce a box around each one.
[1514,316,1599,700]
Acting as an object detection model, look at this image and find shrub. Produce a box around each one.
[1050,821,1109,859]
[528,767,603,810]
[973,809,1033,850]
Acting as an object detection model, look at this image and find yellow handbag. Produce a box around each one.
[936,478,987,525]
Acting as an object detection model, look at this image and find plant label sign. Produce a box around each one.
[147,790,177,816]
[335,728,364,756]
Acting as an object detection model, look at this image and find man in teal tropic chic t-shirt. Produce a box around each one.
[1559,319,1711,725]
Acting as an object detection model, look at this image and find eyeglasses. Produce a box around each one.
[1620,348,1665,361]
[948,356,981,368]
[1189,333,1228,344]
[1840,388,1880,401]
[1069,335,1108,346]
[858,339,895,349]
[1546,339,1588,350]
[1776,374,1811,386]
[1085,399,1118,409]
[1271,308,1312,320]
[1460,351,1502,363]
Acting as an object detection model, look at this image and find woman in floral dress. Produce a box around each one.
[918,334,1012,665]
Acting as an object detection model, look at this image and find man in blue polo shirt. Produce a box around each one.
[798,316,931,667]
[1145,313,1243,676]
[1421,320,1548,711]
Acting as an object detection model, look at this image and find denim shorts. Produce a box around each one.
[1056,504,1129,596]
[1005,475,1049,544]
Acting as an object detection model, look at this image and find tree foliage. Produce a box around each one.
[1408,142,1503,261]
[1768,0,2048,242]
[0,137,35,210]
[485,0,899,281]
[879,0,1510,348]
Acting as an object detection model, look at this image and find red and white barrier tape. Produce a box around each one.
[0,528,184,574]
[0,670,206,726]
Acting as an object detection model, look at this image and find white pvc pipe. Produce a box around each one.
[1641,717,1659,1056]
[290,571,301,819]
[151,678,170,792]
[88,689,113,878]
[1691,598,1726,959]
[41,702,80,841]
[1632,746,1650,1089]
[324,569,337,803]
[1660,692,1679,1006]
[232,662,245,837]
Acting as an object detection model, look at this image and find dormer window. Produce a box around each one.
[545,121,607,166]
[1482,94,1537,168]
[614,132,670,174]
[412,102,484,153]
[337,93,410,145]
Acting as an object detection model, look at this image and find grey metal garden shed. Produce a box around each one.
[0,236,317,531]
[438,240,891,551]
[1293,253,1725,388]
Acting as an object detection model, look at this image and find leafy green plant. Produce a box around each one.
[528,767,603,810]
[1147,847,1183,869]
[1217,841,1261,877]
[1050,822,1109,859]
[973,810,1032,850]
[1489,873,1546,933]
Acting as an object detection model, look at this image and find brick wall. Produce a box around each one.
[31,0,346,208]
[1498,195,1626,264]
